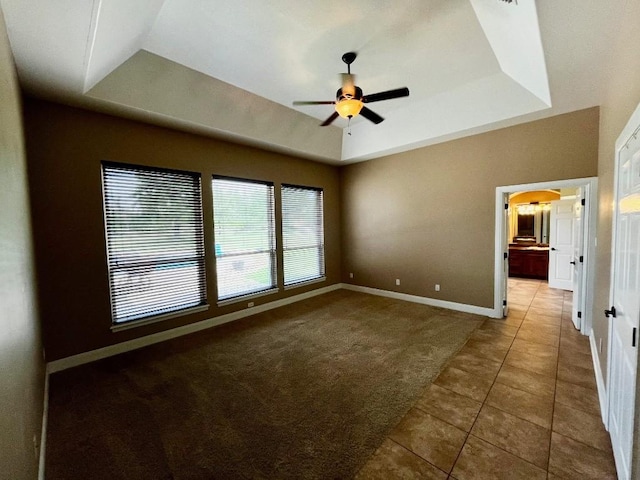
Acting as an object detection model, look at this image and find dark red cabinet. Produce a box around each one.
[508,247,549,280]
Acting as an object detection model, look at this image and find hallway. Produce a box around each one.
[357,279,618,479]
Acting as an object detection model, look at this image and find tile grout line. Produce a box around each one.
[551,297,612,456]
[546,280,563,477]
[477,280,556,474]
[379,305,515,477]
[365,307,518,477]
[460,279,562,475]
[385,437,450,477]
[445,279,537,476]
[385,279,570,478]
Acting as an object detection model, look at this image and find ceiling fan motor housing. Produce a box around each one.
[337,86,362,102]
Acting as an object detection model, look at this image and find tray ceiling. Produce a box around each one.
[0,0,618,164]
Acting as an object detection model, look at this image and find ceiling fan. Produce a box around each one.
[293,52,410,127]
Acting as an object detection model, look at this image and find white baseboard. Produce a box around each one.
[46,282,496,374]
[38,371,48,480]
[341,284,497,318]
[47,284,342,374]
[590,332,609,427]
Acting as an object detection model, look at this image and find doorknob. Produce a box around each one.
[570,261,576,265]
[551,247,557,251]
[605,306,617,318]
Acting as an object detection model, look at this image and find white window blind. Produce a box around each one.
[102,163,207,324]
[212,177,277,301]
[282,184,325,286]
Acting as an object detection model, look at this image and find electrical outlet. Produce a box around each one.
[349,272,354,279]
[247,302,254,308]
[395,279,400,286]
[435,284,440,292]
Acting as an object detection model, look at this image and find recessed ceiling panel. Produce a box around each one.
[0,0,618,163]
[143,0,500,115]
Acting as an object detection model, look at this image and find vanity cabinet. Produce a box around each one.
[508,247,549,280]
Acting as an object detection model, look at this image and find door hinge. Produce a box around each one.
[633,328,637,348]
[504,252,508,260]
[503,300,507,306]
[505,203,509,210]
[579,255,584,263]
[581,198,586,206]
[577,311,582,318]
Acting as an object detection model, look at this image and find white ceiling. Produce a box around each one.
[0,0,619,164]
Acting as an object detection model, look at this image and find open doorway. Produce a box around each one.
[494,177,598,336]
[508,189,580,292]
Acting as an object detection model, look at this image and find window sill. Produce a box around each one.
[111,304,210,332]
[284,276,326,291]
[217,288,279,307]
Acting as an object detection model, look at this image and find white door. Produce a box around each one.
[548,200,575,290]
[607,122,640,480]
[571,189,585,329]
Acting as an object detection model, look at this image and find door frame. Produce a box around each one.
[494,177,598,335]
[572,188,586,330]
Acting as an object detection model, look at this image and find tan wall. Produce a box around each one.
[24,98,341,361]
[592,1,640,475]
[0,7,45,480]
[340,107,599,308]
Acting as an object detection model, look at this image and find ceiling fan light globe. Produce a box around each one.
[336,99,363,119]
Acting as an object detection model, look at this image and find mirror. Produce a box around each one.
[514,203,551,244]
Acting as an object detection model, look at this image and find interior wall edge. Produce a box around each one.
[0,4,46,479]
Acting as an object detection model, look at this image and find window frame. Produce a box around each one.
[101,161,208,330]
[281,183,326,288]
[212,175,278,304]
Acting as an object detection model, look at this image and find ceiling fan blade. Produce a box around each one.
[359,106,384,124]
[320,111,340,126]
[362,87,410,103]
[293,100,335,105]
[340,73,357,97]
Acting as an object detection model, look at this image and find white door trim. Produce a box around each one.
[494,177,598,335]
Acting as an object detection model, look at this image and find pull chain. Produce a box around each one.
[347,116,352,136]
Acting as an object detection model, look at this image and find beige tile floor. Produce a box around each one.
[356,278,618,479]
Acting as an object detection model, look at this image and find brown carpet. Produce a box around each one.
[46,289,484,479]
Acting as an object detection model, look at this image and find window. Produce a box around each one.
[212,177,277,301]
[282,184,325,286]
[102,163,207,325]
